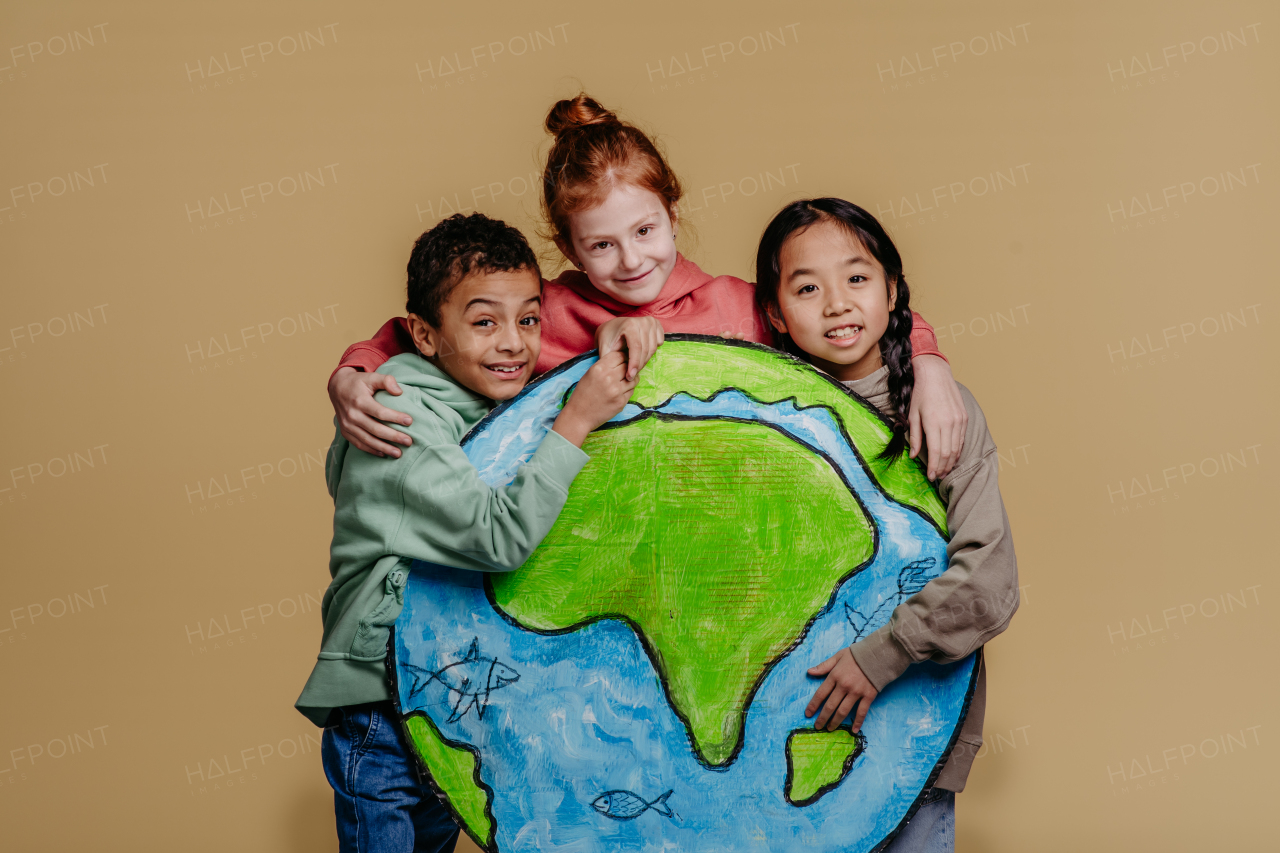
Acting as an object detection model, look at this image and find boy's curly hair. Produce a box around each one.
[407,213,541,325]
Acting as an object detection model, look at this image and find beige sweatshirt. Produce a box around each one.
[843,367,1019,792]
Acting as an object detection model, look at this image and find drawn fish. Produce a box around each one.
[591,789,677,821]
[845,558,936,641]
[403,637,520,723]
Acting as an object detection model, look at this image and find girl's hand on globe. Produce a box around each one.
[806,647,879,732]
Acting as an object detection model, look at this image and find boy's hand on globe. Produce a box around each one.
[596,316,664,382]
[806,647,879,732]
[330,366,414,458]
[552,351,637,447]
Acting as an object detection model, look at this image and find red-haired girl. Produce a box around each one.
[329,95,968,477]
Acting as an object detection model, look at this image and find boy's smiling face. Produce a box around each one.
[408,268,543,400]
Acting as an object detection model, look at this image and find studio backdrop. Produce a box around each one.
[1,1,1275,851]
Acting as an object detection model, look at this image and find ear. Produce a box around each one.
[406,314,439,359]
[668,206,679,240]
[555,236,582,270]
[887,276,899,312]
[764,301,789,336]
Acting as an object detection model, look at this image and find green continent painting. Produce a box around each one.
[492,418,874,766]
[627,339,945,530]
[784,728,864,805]
[402,714,494,847]
[394,337,977,853]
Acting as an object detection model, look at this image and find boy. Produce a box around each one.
[296,213,635,853]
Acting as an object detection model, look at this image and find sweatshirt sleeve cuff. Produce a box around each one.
[528,428,590,490]
[908,312,948,364]
[333,345,390,378]
[849,625,915,691]
[911,350,949,366]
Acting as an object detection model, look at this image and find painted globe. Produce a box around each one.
[394,336,976,852]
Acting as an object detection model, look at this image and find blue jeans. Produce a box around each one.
[322,701,461,853]
[881,789,955,853]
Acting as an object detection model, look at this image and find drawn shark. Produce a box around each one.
[844,558,936,641]
[403,637,521,723]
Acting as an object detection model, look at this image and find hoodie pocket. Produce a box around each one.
[349,562,409,661]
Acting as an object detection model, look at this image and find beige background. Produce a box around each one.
[1,1,1276,850]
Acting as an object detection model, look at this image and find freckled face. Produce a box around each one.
[766,220,896,382]
[563,183,679,306]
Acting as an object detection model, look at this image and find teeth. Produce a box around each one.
[825,326,862,340]
[489,365,521,373]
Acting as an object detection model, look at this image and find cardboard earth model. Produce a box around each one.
[392,335,978,853]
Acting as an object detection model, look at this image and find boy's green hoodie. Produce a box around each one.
[295,353,589,726]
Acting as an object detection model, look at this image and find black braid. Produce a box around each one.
[879,274,915,460]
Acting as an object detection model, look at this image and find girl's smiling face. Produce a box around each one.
[766,219,896,382]
[562,183,679,306]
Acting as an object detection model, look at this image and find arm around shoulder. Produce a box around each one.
[335,318,416,373]
[329,341,418,458]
